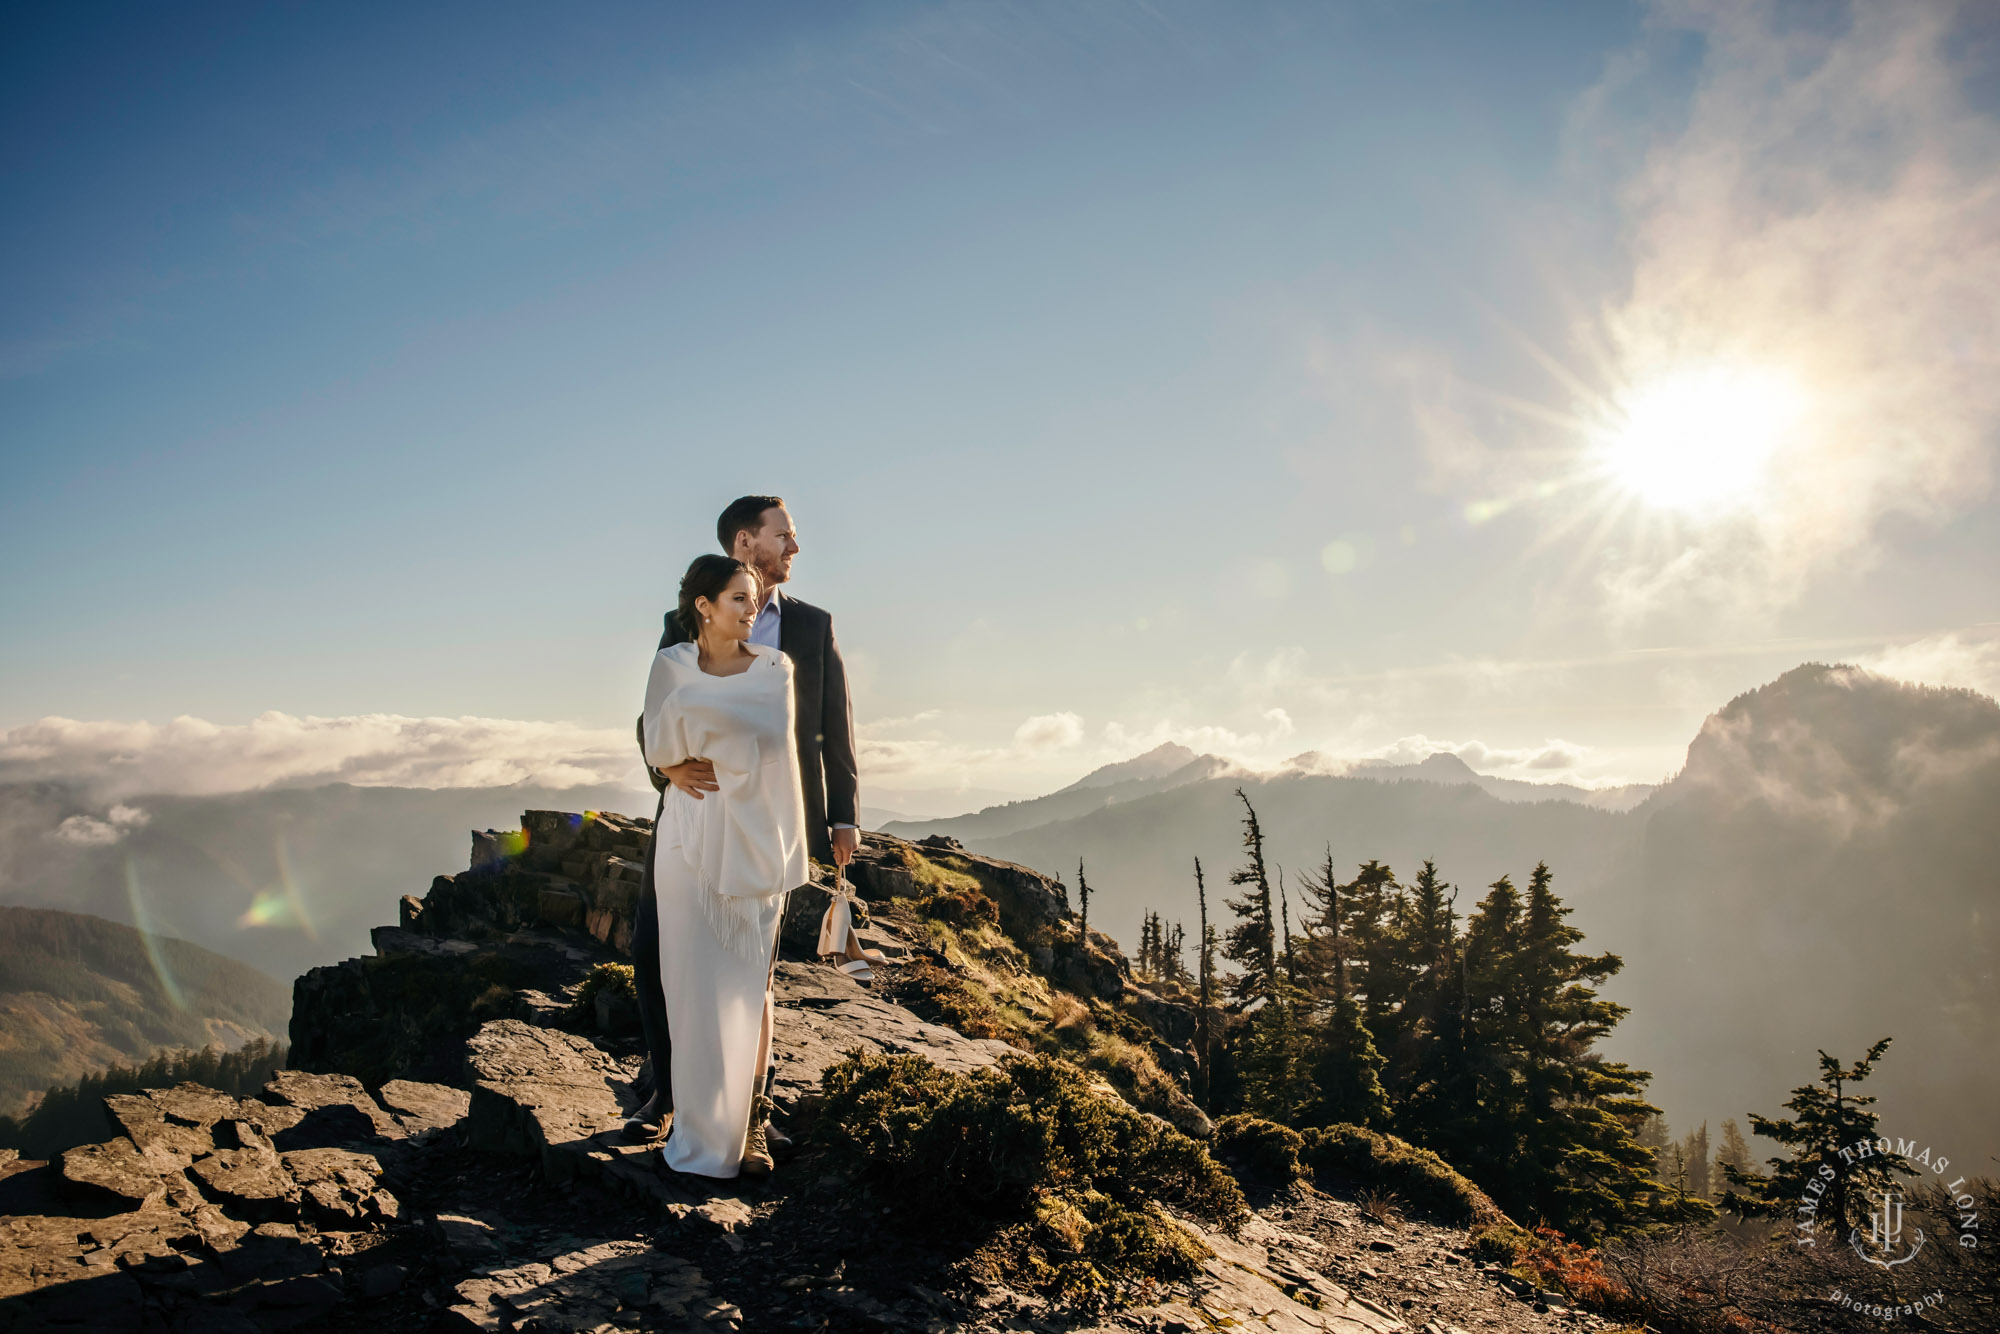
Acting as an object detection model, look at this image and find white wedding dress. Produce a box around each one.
[641,640,807,1177]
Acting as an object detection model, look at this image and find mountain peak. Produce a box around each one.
[1678,659,2000,804]
[1057,742,1201,793]
[1414,751,1481,778]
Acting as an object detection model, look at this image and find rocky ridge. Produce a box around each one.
[1,811,1613,1333]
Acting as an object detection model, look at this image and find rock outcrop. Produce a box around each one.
[1,811,1610,1334]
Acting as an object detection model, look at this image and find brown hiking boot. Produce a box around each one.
[740,1095,775,1176]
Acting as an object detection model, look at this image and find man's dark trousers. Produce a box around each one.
[631,592,858,1108]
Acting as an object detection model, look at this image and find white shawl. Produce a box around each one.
[642,641,808,961]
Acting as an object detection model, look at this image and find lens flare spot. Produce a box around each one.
[239,891,297,928]
[239,835,317,934]
[125,856,187,1011]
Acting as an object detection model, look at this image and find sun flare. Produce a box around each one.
[1595,364,1804,514]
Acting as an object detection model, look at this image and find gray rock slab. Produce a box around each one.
[449,1238,707,1333]
[281,1147,397,1227]
[1063,1212,1407,1334]
[59,1139,181,1210]
[464,1020,629,1187]
[378,1079,473,1135]
[767,960,1018,1117]
[189,1130,300,1223]
[263,1070,402,1140]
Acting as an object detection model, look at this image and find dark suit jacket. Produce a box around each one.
[638,590,858,860]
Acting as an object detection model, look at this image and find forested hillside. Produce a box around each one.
[0,906,290,1114]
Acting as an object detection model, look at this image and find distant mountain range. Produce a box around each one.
[883,743,1653,850]
[0,906,291,1115]
[1325,750,1658,812]
[888,666,2000,1162]
[880,744,1240,844]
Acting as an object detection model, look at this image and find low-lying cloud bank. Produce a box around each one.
[0,713,641,800]
[11,631,1992,811]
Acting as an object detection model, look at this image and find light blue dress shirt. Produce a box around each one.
[749,588,783,649]
[752,589,854,832]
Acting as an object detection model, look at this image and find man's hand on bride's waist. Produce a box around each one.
[659,758,719,799]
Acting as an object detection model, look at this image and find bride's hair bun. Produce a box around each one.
[678,555,760,638]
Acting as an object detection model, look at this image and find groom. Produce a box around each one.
[626,494,861,1140]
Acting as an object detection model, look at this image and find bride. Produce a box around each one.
[641,553,807,1178]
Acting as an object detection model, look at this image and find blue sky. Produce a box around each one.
[4,1,1997,810]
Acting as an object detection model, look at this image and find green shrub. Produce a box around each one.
[1301,1123,1504,1227]
[566,962,635,1021]
[916,883,1000,928]
[1469,1221,1532,1262]
[815,1049,1245,1299]
[1212,1115,1307,1185]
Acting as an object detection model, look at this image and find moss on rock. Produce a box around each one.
[814,1048,1243,1301]
[1301,1122,1504,1226]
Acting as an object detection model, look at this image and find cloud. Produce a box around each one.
[1013,712,1085,751]
[0,713,640,799]
[1581,0,2000,616]
[49,803,155,846]
[1856,632,2000,700]
[1388,3,2000,626]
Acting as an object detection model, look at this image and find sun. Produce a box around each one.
[1594,364,1804,514]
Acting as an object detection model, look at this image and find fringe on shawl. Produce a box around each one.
[693,861,782,965]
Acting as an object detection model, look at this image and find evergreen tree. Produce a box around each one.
[1297,847,1348,1000]
[1194,858,1216,1108]
[1409,866,1664,1240]
[1166,922,1188,986]
[1136,911,1160,978]
[1279,857,1389,1130]
[1720,1038,1910,1235]
[1395,865,1472,1144]
[1679,1121,1712,1200]
[1713,1117,1755,1232]
[1076,859,1092,943]
[1379,859,1457,1105]
[1278,874,1297,984]
[1221,789,1280,1005]
[1511,862,1665,1240]
[1343,860,1409,1032]
[1652,1142,1719,1226]
[1303,987,1390,1129]
[1636,1113,1672,1163]
[1237,978,1319,1125]
[1402,923,1479,1163]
